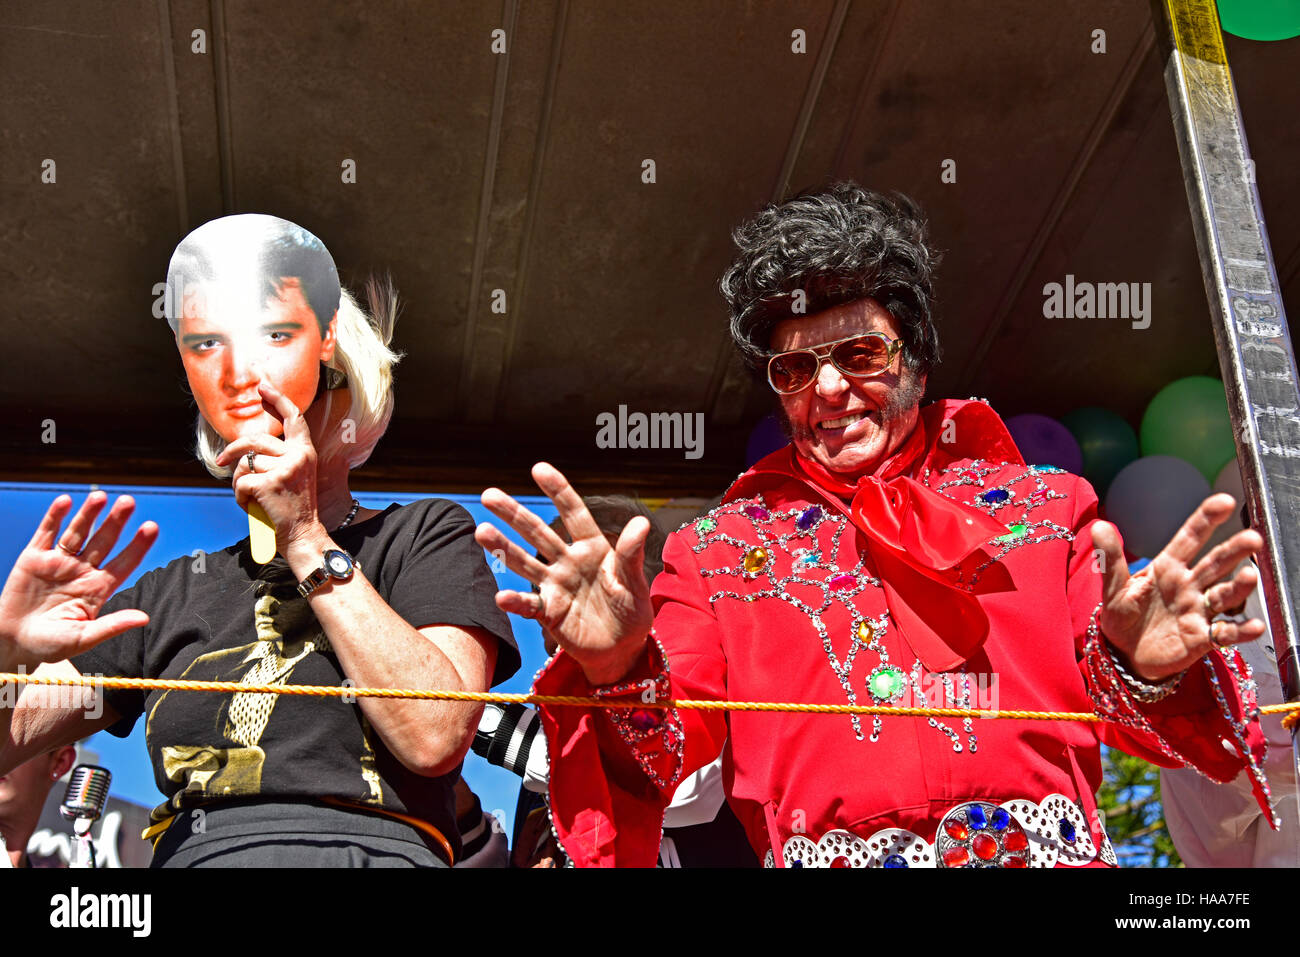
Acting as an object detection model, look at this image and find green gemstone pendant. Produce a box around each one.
[867,665,906,703]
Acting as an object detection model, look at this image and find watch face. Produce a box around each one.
[324,549,353,577]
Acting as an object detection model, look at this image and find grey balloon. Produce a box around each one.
[1104,455,1211,560]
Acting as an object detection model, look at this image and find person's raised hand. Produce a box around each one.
[475,463,654,684]
[216,378,323,554]
[1092,493,1265,681]
[0,492,157,672]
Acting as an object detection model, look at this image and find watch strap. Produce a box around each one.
[297,550,358,598]
[297,567,330,598]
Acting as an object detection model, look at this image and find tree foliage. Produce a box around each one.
[1095,746,1182,867]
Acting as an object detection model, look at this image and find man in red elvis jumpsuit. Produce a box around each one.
[475,183,1274,868]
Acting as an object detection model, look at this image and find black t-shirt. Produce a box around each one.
[72,499,519,859]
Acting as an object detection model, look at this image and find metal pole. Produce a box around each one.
[1151,0,1300,817]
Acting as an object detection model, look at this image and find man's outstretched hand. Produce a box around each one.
[1093,493,1265,682]
[475,463,654,685]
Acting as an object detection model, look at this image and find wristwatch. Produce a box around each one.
[297,548,358,598]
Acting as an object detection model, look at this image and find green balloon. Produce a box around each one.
[1219,0,1300,40]
[1140,376,1236,483]
[1060,407,1139,496]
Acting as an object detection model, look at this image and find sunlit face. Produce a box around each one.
[0,748,67,822]
[770,298,925,477]
[176,277,337,442]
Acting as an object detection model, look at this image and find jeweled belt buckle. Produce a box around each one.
[766,794,1117,869]
[936,802,1029,867]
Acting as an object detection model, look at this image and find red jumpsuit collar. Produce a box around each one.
[722,399,1025,672]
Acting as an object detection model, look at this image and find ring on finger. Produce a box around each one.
[1209,620,1231,649]
[1202,592,1216,618]
[56,539,82,557]
[247,451,258,474]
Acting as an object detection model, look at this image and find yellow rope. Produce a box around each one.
[5,670,1299,723]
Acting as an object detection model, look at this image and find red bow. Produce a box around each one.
[751,400,1024,672]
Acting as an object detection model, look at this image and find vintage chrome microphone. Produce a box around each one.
[60,764,111,869]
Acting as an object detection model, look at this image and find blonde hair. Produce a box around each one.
[193,277,402,478]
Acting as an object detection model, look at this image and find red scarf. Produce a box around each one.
[735,400,1024,671]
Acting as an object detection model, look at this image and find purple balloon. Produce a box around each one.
[1004,414,1083,474]
[746,413,788,465]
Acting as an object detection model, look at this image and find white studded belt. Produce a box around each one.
[763,794,1118,869]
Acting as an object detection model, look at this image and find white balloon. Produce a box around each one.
[1213,458,1246,499]
[1104,455,1211,559]
[1202,458,1247,555]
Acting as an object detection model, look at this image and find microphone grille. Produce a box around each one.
[59,764,112,822]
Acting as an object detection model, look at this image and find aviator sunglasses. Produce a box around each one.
[765,331,903,395]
